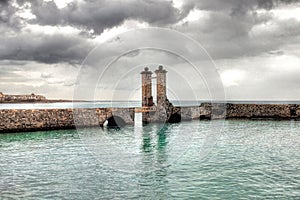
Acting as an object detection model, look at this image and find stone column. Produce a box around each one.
[155,65,167,106]
[141,67,153,107]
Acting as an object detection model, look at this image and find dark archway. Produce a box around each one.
[200,114,211,120]
[290,107,297,117]
[107,116,126,128]
[168,113,181,123]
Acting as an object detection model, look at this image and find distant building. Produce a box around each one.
[0,92,4,102]
[0,93,46,103]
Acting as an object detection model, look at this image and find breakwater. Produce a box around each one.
[199,103,300,120]
[1,103,300,133]
[142,103,300,123]
[0,108,134,133]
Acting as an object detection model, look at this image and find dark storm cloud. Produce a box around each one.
[174,0,300,60]
[0,0,20,30]
[257,0,300,9]
[29,0,188,35]
[0,32,93,64]
[180,0,299,36]
[0,0,9,5]
[30,0,62,25]
[0,0,190,66]
[0,0,93,64]
[182,0,299,13]
[0,0,300,100]
[0,0,298,65]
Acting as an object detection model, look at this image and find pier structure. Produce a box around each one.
[155,65,167,106]
[0,108,135,133]
[141,65,179,123]
[2,68,300,133]
[141,67,154,107]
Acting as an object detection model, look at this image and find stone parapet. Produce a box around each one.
[199,103,300,120]
[0,108,135,133]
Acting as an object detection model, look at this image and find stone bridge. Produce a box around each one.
[0,108,134,133]
[2,65,300,133]
[141,103,300,123]
[1,103,300,133]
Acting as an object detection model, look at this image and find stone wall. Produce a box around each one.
[155,66,167,105]
[142,103,300,123]
[199,103,300,120]
[226,104,299,119]
[0,108,135,133]
[141,67,153,107]
[2,103,299,133]
[143,98,174,123]
[173,106,201,121]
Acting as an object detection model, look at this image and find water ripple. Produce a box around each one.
[0,120,300,199]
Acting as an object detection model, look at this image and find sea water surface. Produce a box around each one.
[1,112,300,199]
[2,100,300,109]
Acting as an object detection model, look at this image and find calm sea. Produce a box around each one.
[0,102,300,199]
[2,100,300,109]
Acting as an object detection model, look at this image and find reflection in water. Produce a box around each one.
[141,125,169,152]
[139,123,170,198]
[142,134,153,153]
[157,126,168,145]
[1,120,300,199]
[141,123,169,161]
[156,126,169,165]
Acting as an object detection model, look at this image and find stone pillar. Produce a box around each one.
[141,67,153,107]
[155,65,167,105]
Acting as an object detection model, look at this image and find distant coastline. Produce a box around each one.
[1,92,300,132]
[2,92,300,105]
[1,99,88,104]
[0,92,87,104]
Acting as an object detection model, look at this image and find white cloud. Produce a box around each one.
[183,9,207,22]
[45,0,74,9]
[271,3,300,21]
[94,20,149,44]
[220,69,246,87]
[1,0,300,100]
[15,2,36,20]
[25,24,81,35]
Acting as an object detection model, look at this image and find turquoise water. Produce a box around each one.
[2,100,300,110]
[1,116,300,199]
[0,101,142,109]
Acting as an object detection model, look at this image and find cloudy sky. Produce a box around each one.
[0,0,300,101]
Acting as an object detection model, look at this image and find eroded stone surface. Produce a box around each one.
[0,108,134,133]
[198,103,300,120]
